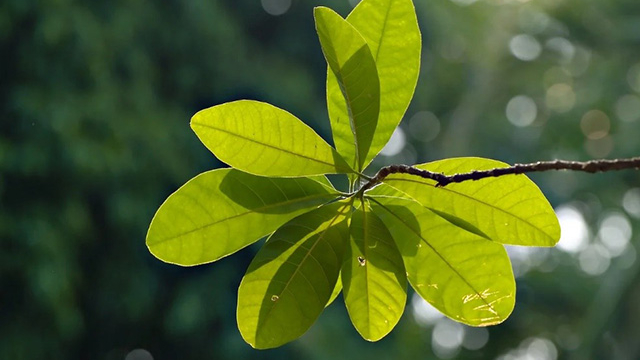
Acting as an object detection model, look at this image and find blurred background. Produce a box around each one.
[2,0,640,359]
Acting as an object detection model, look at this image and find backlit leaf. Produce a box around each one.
[146,169,340,266]
[382,157,560,246]
[191,100,353,177]
[368,185,515,326]
[237,202,351,349]
[315,7,380,173]
[326,274,342,308]
[327,0,421,171]
[342,199,406,341]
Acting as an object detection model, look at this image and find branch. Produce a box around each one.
[360,157,640,192]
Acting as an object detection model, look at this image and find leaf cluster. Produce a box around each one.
[146,0,560,349]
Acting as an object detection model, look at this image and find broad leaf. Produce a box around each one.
[368,186,516,326]
[342,199,406,341]
[382,157,560,246]
[146,169,340,266]
[237,202,351,349]
[327,0,421,171]
[315,7,380,173]
[191,100,353,177]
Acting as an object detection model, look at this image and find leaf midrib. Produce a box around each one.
[372,0,393,62]
[319,9,373,172]
[368,196,502,318]
[192,121,349,171]
[383,177,555,242]
[256,204,349,340]
[149,192,338,246]
[361,203,374,335]
[331,51,364,172]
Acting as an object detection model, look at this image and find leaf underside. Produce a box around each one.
[237,202,351,349]
[326,0,421,172]
[367,184,516,326]
[383,157,561,247]
[315,7,380,173]
[342,199,406,341]
[191,100,353,177]
[146,169,340,266]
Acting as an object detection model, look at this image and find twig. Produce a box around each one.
[360,157,640,192]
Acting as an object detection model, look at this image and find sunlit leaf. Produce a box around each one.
[382,157,560,246]
[191,100,353,177]
[144,0,566,347]
[368,185,515,326]
[326,273,342,308]
[315,6,380,173]
[237,202,351,349]
[327,0,421,171]
[146,169,340,266]
[342,199,406,341]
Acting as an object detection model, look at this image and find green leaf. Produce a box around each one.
[368,185,516,326]
[342,199,406,341]
[146,169,340,266]
[327,0,421,171]
[191,100,353,177]
[382,157,560,246]
[326,273,342,308]
[315,7,380,173]
[237,202,351,349]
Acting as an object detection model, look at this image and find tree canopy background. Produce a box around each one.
[2,0,640,359]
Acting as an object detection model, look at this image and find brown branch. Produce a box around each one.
[360,157,640,192]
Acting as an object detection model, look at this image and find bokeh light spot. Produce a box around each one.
[555,205,589,253]
[411,293,443,326]
[579,244,611,276]
[432,319,464,358]
[510,34,542,61]
[622,188,640,218]
[564,47,592,76]
[261,0,291,16]
[507,246,550,278]
[597,212,632,257]
[408,111,441,142]
[462,326,490,350]
[497,337,558,360]
[518,10,550,34]
[380,127,406,156]
[546,37,575,64]
[125,349,153,360]
[546,83,575,112]
[580,110,610,139]
[627,63,640,92]
[506,95,537,127]
[527,338,558,360]
[614,94,640,122]
[450,0,478,6]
